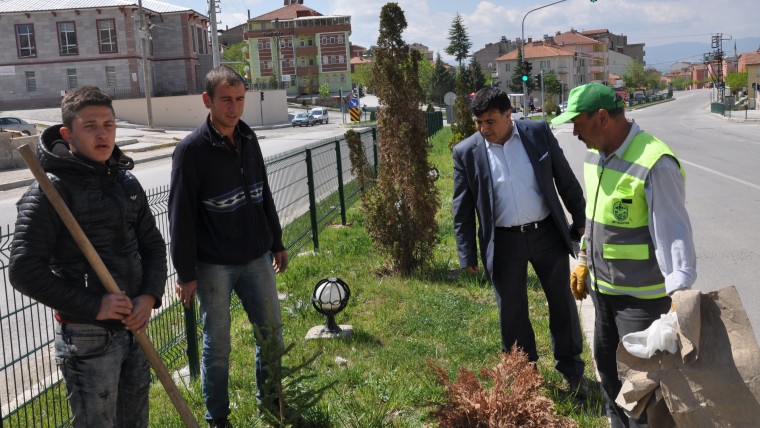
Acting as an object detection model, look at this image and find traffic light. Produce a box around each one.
[260,91,265,101]
[521,61,532,82]
[535,73,542,86]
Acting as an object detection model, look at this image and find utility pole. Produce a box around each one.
[703,33,732,103]
[137,0,155,129]
[209,0,220,68]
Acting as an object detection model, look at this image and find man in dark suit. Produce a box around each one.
[453,87,587,392]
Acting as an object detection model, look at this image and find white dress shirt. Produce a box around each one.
[485,121,550,228]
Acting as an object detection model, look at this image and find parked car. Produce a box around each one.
[309,107,329,124]
[291,113,316,127]
[0,117,37,135]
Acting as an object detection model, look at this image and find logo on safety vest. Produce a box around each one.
[613,201,629,221]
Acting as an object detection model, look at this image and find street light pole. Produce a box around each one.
[137,0,155,129]
[521,0,567,116]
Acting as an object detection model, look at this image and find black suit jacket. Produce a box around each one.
[452,119,585,284]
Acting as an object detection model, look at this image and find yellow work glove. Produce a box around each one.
[570,253,589,300]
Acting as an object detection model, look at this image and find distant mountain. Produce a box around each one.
[645,37,760,73]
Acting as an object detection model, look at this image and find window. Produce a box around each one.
[58,22,78,55]
[540,60,551,69]
[300,39,305,47]
[338,35,344,44]
[105,66,117,87]
[16,24,37,58]
[330,36,335,44]
[322,55,328,64]
[67,69,78,89]
[339,55,345,64]
[97,19,117,53]
[25,71,36,92]
[341,75,346,83]
[301,58,306,67]
[196,26,206,54]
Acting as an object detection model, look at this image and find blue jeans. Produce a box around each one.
[54,323,150,428]
[196,253,283,421]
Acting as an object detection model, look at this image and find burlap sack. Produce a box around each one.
[615,286,760,427]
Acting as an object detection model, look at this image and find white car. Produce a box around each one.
[0,117,37,135]
[309,107,329,124]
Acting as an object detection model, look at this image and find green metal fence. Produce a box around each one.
[0,128,378,427]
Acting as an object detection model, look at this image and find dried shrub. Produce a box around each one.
[428,346,577,428]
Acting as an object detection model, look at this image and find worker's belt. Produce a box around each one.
[497,216,552,233]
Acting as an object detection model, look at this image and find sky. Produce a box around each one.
[186,0,758,65]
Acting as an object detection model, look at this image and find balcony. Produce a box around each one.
[296,46,318,56]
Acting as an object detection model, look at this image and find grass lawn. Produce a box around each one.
[148,126,607,427]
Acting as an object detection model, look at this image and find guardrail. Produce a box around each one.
[0,128,378,427]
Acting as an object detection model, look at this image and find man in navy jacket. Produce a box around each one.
[169,66,287,427]
[453,87,587,393]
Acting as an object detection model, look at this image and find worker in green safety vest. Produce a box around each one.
[552,83,697,427]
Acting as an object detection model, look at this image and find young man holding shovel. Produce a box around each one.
[9,85,167,427]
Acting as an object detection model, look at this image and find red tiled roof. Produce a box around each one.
[581,29,610,36]
[742,52,760,65]
[554,31,598,45]
[495,43,574,61]
[350,57,371,65]
[251,4,322,21]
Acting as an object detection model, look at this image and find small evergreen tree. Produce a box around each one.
[359,2,440,274]
[468,55,486,92]
[445,13,472,69]
[430,53,455,105]
[450,71,476,149]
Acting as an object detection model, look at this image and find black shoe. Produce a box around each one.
[208,418,232,428]
[565,375,590,399]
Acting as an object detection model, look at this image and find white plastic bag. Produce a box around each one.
[622,313,679,358]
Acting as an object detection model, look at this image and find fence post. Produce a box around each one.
[372,128,379,175]
[334,140,347,225]
[305,148,320,250]
[185,305,200,379]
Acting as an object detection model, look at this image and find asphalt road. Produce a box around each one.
[553,88,760,342]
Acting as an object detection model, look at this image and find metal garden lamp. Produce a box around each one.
[309,277,351,337]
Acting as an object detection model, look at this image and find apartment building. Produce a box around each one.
[0,0,210,110]
[244,0,352,96]
[473,36,519,79]
[495,41,580,96]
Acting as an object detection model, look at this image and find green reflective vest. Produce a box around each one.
[584,131,684,299]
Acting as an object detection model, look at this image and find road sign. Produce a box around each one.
[350,107,360,122]
[348,98,359,108]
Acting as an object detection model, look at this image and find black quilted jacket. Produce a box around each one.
[9,125,167,329]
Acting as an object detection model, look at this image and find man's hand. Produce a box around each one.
[273,250,288,274]
[570,253,589,300]
[176,280,197,308]
[96,292,133,320]
[123,294,157,334]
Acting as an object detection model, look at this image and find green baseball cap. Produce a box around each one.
[551,83,624,125]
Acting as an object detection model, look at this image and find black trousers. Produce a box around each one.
[590,289,671,427]
[491,221,584,379]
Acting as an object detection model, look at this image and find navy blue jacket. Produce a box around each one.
[169,116,284,283]
[10,125,167,329]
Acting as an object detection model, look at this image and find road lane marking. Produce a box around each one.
[681,159,760,191]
